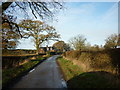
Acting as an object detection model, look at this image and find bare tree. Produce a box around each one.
[68,35,86,50]
[1,1,64,37]
[2,2,63,19]
[104,34,118,49]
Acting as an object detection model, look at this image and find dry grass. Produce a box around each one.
[2,55,41,69]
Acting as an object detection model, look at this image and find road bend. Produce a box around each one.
[11,55,67,88]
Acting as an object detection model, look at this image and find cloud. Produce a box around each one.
[54,2,118,46]
[17,2,118,48]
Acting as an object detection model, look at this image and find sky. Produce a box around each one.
[17,2,118,49]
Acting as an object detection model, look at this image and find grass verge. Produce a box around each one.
[57,56,83,81]
[57,56,120,88]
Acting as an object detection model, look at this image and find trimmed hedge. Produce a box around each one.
[2,55,39,69]
[63,48,120,75]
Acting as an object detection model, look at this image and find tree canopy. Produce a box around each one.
[1,21,20,49]
[53,41,71,52]
[68,35,87,50]
[1,1,64,38]
[19,20,60,54]
[104,34,119,49]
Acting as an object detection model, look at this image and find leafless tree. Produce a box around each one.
[1,1,64,37]
[68,35,87,50]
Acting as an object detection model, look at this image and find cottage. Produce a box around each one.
[38,46,56,54]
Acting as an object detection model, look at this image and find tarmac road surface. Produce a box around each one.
[12,55,67,88]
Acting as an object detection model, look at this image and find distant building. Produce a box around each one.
[38,46,57,54]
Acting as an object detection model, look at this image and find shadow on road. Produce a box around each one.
[67,71,120,88]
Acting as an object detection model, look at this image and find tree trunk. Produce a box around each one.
[36,44,39,55]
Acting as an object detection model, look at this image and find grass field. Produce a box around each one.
[57,56,120,88]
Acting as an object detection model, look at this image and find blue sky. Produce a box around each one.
[17,2,118,49]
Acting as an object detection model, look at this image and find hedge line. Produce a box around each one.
[63,48,120,75]
[2,55,39,69]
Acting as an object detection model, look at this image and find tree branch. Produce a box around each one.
[28,2,37,19]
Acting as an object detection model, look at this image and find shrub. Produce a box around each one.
[63,49,120,75]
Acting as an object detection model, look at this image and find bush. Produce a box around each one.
[2,55,39,69]
[63,50,81,59]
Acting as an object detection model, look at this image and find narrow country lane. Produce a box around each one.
[11,55,67,88]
